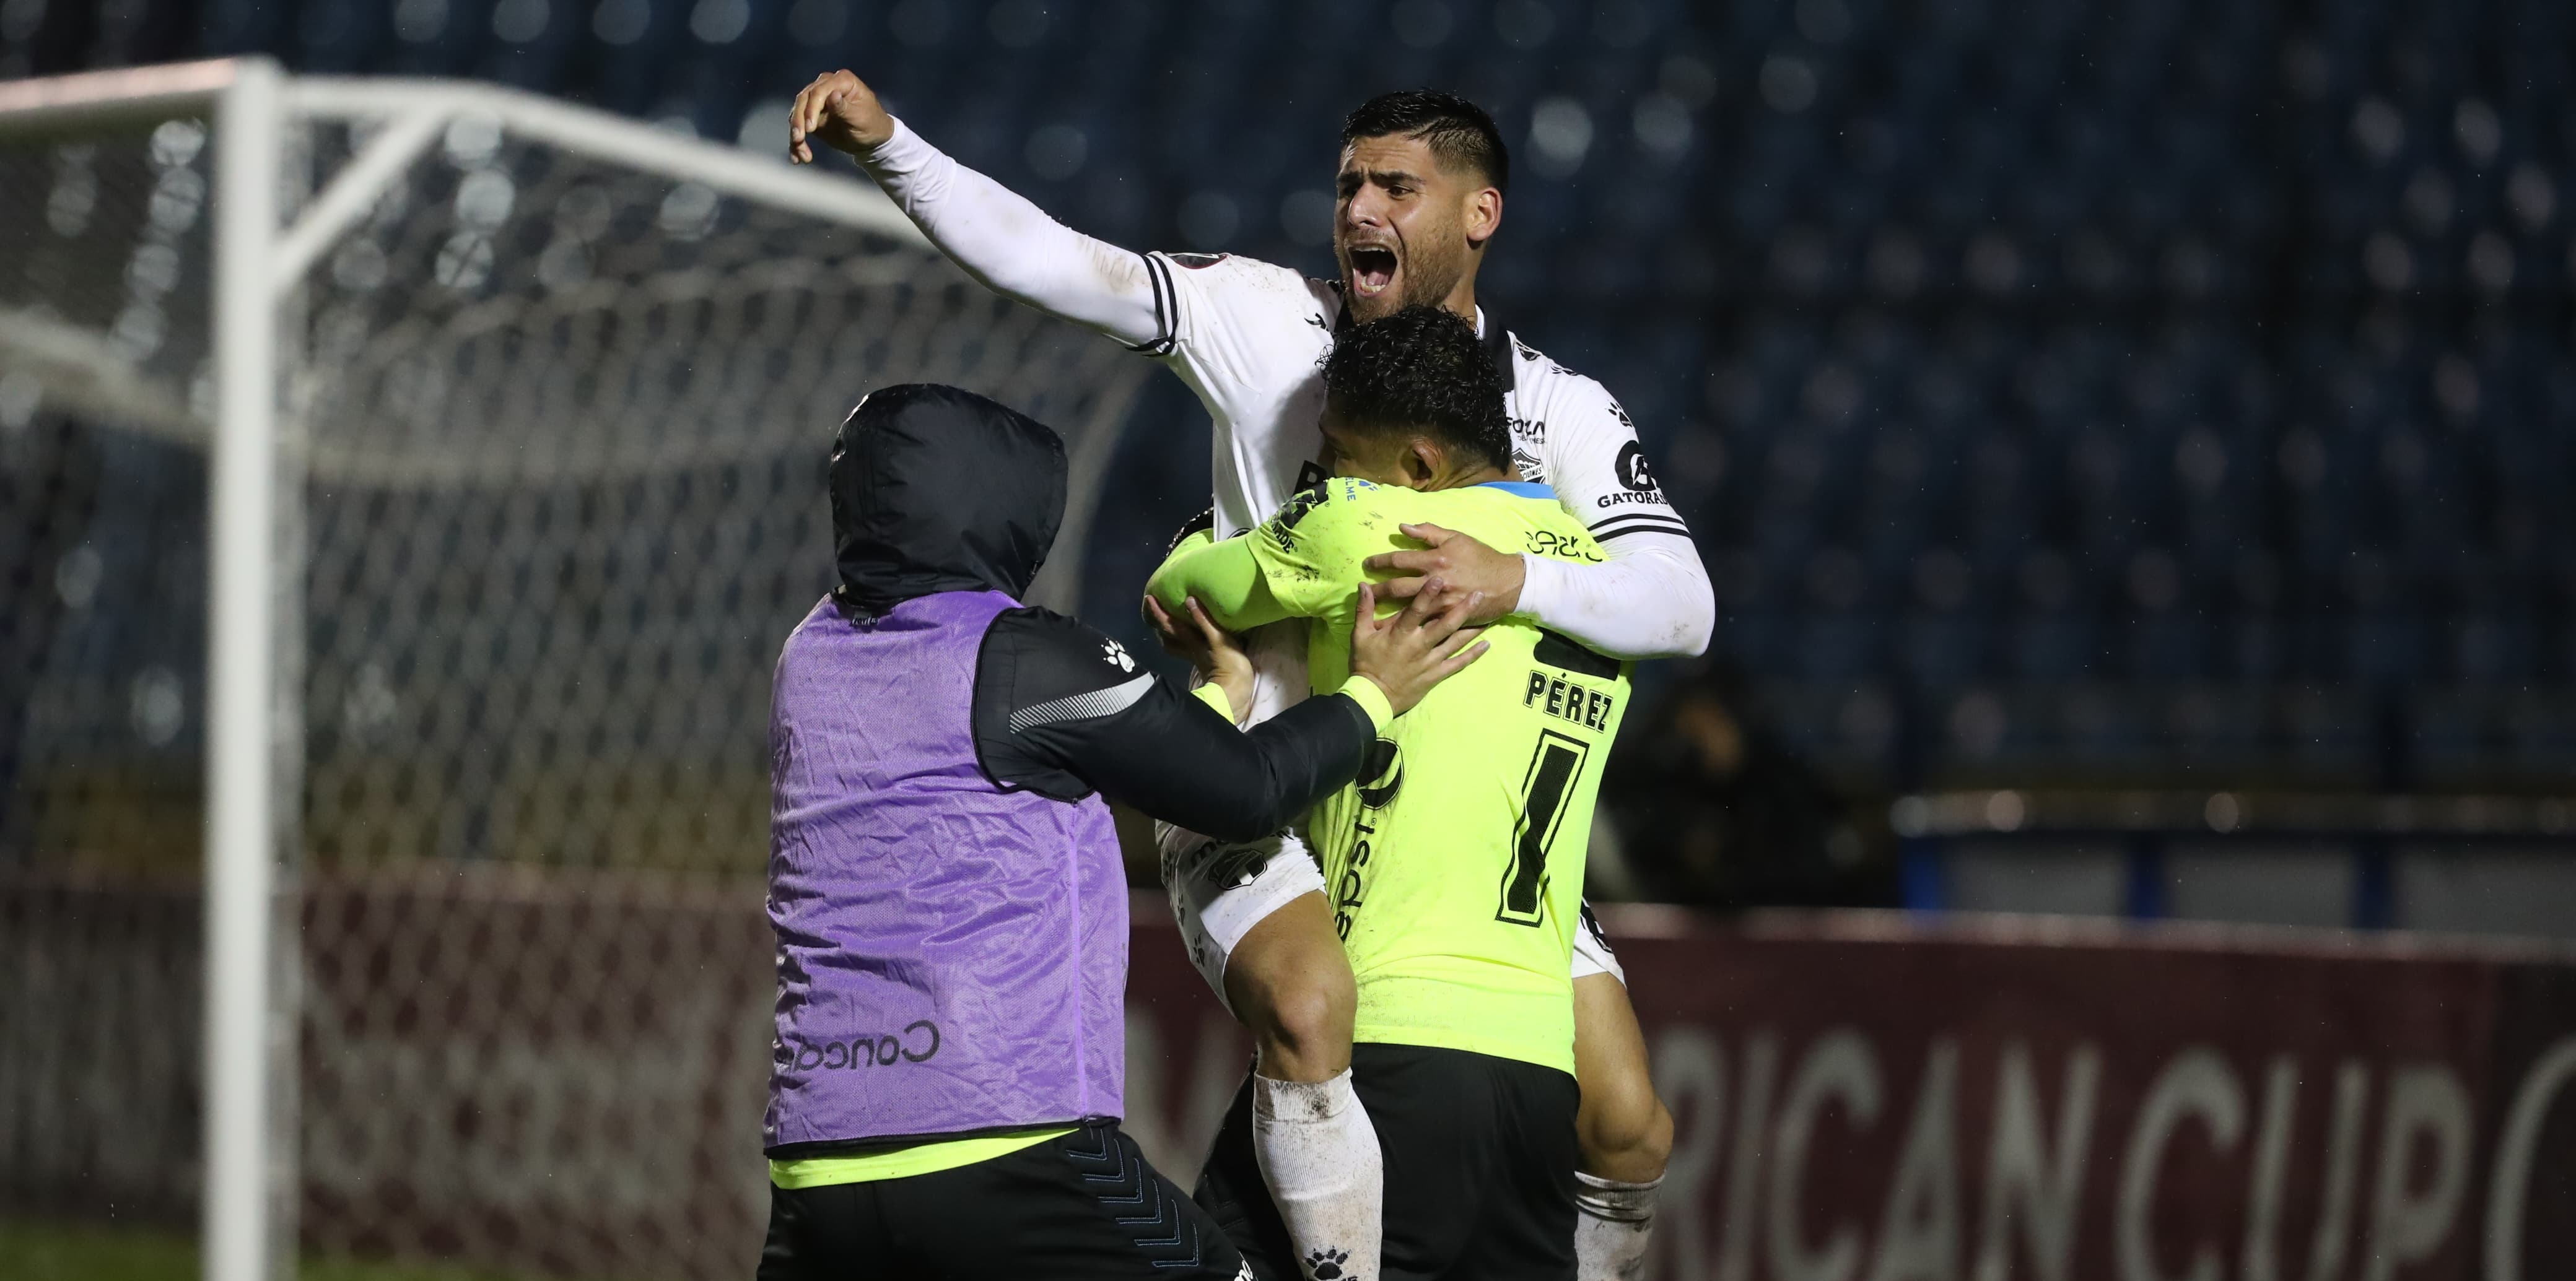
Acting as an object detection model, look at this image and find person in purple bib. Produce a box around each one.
[758,383,1487,1281]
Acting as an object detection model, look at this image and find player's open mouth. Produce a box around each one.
[1348,246,1397,297]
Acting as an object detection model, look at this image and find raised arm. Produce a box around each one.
[790,70,1164,349]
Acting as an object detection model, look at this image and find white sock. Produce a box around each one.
[1251,1071,1382,1281]
[1574,1170,1661,1281]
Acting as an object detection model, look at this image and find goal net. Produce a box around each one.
[0,59,1151,1280]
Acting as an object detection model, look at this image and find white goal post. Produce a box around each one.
[0,58,1151,1281]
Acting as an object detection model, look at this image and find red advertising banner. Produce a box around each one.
[1124,906,2576,1281]
[6,880,2572,1280]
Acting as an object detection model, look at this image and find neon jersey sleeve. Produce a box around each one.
[1144,511,1397,727]
[1242,479,1394,621]
[1145,529,1291,632]
[1149,479,1391,629]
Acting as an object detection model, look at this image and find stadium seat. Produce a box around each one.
[0,0,2561,786]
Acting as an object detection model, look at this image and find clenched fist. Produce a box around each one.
[788,69,893,163]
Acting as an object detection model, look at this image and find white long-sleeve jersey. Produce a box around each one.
[856,118,1714,663]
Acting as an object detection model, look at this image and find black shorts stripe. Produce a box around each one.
[1127,253,1177,357]
[1589,512,1692,542]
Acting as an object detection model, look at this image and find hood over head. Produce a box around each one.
[830,383,1067,616]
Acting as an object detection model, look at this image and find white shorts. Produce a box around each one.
[1159,822,1327,1013]
[1572,900,1626,985]
[1159,823,1629,1010]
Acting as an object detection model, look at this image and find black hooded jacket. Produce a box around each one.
[828,383,1377,841]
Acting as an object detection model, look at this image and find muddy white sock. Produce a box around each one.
[1252,1071,1381,1281]
[1574,1170,1661,1281]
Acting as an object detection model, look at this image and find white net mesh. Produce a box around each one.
[1,83,1152,1279]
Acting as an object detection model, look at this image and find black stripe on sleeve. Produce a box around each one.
[1124,252,1177,357]
[1589,511,1693,542]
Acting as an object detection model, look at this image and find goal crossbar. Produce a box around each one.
[0,56,940,1281]
[0,59,926,249]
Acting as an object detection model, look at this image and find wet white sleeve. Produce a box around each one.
[1519,534,1713,661]
[855,118,1166,350]
[1522,375,1715,660]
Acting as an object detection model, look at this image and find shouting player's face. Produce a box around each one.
[1335,134,1502,324]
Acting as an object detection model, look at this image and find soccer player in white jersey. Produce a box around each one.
[790,75,1708,1281]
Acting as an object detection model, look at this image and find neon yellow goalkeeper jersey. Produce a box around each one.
[1148,477,1631,1075]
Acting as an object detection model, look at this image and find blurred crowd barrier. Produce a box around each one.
[1571,908,2576,1281]
[8,880,2572,1280]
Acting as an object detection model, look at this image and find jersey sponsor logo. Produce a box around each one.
[1268,475,1365,551]
[1355,737,1404,809]
[1499,731,1591,926]
[1169,252,1230,269]
[1524,528,1602,563]
[1511,448,1550,485]
[1596,442,1669,508]
[1332,826,1373,940]
[780,1020,941,1070]
[1334,739,1403,939]
[1524,670,1618,732]
[1265,482,1332,552]
[1613,440,1660,493]
[1594,490,1672,509]
[1508,415,1545,441]
[1102,638,1135,671]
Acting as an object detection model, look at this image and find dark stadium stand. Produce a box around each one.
[4,0,2569,797]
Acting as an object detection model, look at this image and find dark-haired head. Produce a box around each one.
[1320,305,1513,492]
[1341,90,1509,196]
[1334,91,1508,323]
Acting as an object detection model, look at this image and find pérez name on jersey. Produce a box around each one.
[1524,669,1618,733]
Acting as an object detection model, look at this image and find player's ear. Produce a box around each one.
[1405,438,1441,486]
[1465,186,1501,248]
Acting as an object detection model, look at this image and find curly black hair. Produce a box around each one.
[1323,306,1513,474]
[1342,90,1509,196]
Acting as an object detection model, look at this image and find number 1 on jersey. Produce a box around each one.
[1499,730,1589,926]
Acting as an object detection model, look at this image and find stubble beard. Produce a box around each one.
[1341,248,1468,324]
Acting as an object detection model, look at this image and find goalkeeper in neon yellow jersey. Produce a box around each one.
[1147,305,1628,1281]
